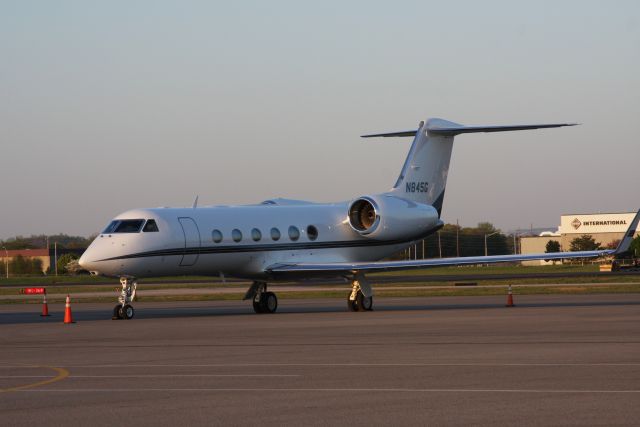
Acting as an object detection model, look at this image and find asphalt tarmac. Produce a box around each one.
[1,294,639,426]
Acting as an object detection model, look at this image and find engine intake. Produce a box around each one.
[348,198,379,234]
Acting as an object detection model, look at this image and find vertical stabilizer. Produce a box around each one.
[388,118,458,216]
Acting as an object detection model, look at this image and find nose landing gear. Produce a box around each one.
[112,277,137,320]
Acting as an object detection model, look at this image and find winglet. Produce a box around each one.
[613,209,640,255]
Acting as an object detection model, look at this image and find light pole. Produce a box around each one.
[2,246,8,279]
[456,219,460,257]
[54,242,58,276]
[484,231,500,257]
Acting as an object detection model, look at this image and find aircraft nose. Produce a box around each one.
[78,252,88,269]
[78,249,96,273]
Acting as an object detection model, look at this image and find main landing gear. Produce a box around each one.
[244,281,278,314]
[112,277,137,320]
[347,273,373,312]
[243,275,374,314]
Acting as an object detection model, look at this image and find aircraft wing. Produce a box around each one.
[266,250,612,277]
[267,210,639,278]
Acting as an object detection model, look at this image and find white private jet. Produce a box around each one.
[79,118,640,319]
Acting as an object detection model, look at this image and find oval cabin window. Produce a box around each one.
[270,228,281,241]
[288,226,300,241]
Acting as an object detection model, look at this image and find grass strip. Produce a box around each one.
[3,283,640,305]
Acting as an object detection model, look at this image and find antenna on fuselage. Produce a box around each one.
[192,195,199,209]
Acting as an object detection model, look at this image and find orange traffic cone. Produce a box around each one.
[505,285,515,307]
[40,293,50,317]
[63,295,75,324]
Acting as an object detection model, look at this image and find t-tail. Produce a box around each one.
[362,118,577,216]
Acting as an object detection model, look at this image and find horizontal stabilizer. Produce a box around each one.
[427,123,578,136]
[361,120,577,139]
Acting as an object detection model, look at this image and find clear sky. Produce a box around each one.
[1,0,638,239]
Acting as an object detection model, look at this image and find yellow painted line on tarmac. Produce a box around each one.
[0,366,69,393]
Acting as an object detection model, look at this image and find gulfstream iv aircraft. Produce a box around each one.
[79,118,640,319]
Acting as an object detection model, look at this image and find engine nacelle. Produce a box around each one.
[348,195,440,241]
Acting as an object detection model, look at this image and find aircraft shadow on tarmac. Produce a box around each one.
[2,298,640,325]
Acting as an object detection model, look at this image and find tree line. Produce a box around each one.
[0,253,83,276]
[0,234,94,250]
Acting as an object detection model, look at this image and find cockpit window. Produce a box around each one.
[143,219,159,232]
[102,219,145,234]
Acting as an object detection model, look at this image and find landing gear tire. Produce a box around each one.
[253,292,278,314]
[122,304,135,319]
[112,304,123,320]
[360,294,373,311]
[264,292,278,313]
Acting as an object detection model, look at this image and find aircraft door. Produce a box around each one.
[178,217,201,266]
